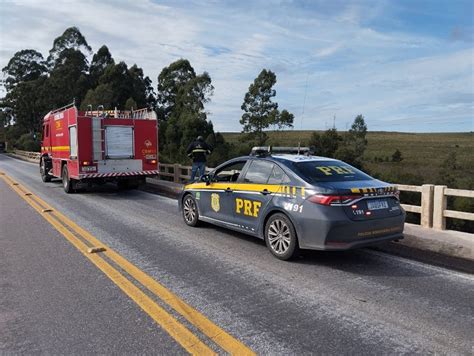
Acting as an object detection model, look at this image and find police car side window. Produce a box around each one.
[243,160,275,184]
[268,164,290,184]
[214,161,246,182]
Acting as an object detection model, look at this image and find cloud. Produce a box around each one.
[0,0,472,132]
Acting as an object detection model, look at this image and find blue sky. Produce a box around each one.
[0,0,473,132]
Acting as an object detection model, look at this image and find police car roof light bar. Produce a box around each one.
[250,146,271,157]
[250,146,312,156]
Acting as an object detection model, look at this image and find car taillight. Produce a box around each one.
[308,194,362,206]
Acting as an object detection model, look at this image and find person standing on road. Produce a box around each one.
[186,136,212,181]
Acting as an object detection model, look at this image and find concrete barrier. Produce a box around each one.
[12,150,41,163]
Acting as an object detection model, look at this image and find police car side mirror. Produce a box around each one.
[201,174,212,185]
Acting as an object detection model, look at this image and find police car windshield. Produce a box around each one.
[292,160,372,183]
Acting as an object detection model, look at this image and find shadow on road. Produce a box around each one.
[204,223,432,277]
[45,180,161,202]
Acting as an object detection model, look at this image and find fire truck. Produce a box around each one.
[40,103,159,193]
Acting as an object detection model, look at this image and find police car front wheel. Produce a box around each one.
[265,213,299,260]
[183,195,200,227]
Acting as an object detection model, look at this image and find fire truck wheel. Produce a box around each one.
[40,158,51,182]
[62,165,75,193]
[182,194,200,227]
[127,180,140,189]
[118,180,132,190]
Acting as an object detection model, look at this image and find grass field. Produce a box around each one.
[222,131,474,189]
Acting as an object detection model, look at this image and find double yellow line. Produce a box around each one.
[0,172,254,355]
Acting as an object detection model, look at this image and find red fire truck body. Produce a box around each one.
[40,103,159,192]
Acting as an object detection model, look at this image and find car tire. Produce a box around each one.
[264,213,299,260]
[62,165,75,194]
[182,195,200,227]
[40,158,51,182]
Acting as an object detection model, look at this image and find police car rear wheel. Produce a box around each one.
[265,213,299,260]
[183,195,199,226]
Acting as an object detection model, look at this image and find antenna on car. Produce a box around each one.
[297,72,310,151]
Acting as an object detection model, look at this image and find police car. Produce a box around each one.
[179,147,405,260]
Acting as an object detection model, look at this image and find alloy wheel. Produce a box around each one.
[267,218,291,254]
[183,196,197,225]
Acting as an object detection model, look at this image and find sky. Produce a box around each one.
[0,0,473,132]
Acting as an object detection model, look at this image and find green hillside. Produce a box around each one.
[222,131,474,189]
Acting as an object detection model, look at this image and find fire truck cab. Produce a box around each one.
[40,103,159,193]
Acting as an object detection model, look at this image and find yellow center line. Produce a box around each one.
[1,173,214,355]
[0,172,255,355]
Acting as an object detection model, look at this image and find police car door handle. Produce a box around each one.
[261,189,270,195]
[225,187,232,193]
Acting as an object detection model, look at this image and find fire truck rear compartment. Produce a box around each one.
[40,104,158,192]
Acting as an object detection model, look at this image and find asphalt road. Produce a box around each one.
[1,154,473,355]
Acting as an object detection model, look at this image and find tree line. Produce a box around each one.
[1,26,371,169]
[0,27,296,165]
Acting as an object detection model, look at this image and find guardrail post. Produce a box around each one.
[420,184,434,228]
[433,185,447,230]
[173,164,180,183]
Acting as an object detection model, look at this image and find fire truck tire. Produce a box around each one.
[40,158,51,182]
[117,180,130,190]
[62,165,75,193]
[128,181,140,189]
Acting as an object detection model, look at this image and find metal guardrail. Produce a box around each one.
[10,152,474,233]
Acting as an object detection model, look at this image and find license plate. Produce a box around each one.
[367,199,389,210]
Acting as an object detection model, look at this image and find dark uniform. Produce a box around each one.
[186,136,212,180]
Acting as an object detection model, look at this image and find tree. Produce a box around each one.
[3,77,48,134]
[124,97,138,110]
[128,64,155,108]
[157,59,215,163]
[2,49,47,90]
[240,69,294,145]
[80,84,115,110]
[335,114,368,168]
[89,45,115,87]
[82,61,155,110]
[437,151,457,187]
[349,114,368,157]
[47,27,92,68]
[206,132,233,167]
[45,49,90,108]
[308,128,342,157]
[1,49,49,136]
[1,27,161,150]
[157,59,197,122]
[392,149,403,162]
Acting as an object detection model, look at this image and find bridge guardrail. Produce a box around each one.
[159,163,211,182]
[433,186,474,230]
[9,152,473,233]
[13,150,41,161]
